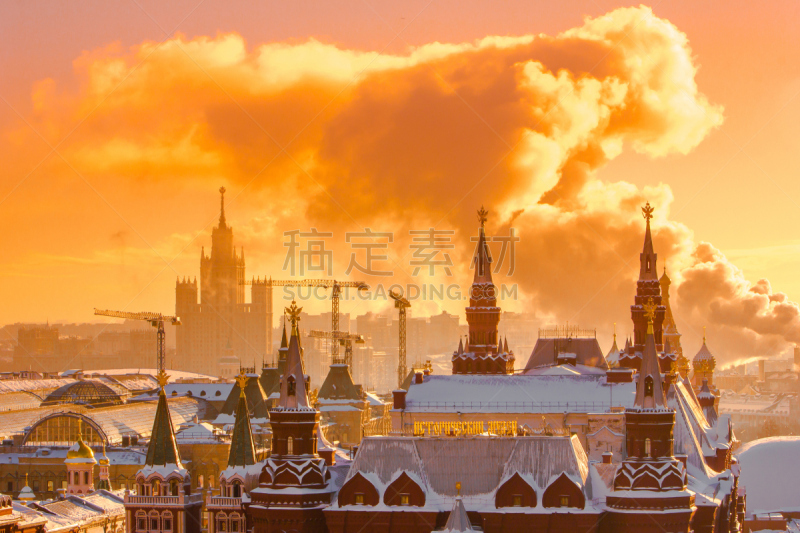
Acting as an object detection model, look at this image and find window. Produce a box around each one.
[150,517,159,531]
[230,520,239,532]
[287,437,293,455]
[232,482,241,498]
[198,475,204,489]
[645,438,652,457]
[6,481,12,492]
[287,376,296,396]
[84,472,89,484]
[355,493,364,505]
[560,496,569,507]
[61,480,68,489]
[32,480,39,491]
[136,516,147,532]
[400,494,410,506]
[645,376,654,397]
[512,495,522,507]
[47,481,54,492]
[170,480,179,496]
[218,518,227,532]
[162,512,172,531]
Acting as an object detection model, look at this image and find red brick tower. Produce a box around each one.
[250,301,334,533]
[621,202,666,370]
[452,207,514,374]
[607,298,694,532]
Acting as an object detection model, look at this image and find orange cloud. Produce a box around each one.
[4,6,792,364]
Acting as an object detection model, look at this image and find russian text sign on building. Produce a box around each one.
[413,420,519,437]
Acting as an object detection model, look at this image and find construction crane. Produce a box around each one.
[390,289,411,389]
[241,278,369,360]
[94,309,181,376]
[307,330,365,366]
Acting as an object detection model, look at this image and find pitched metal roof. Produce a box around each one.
[227,390,256,468]
[145,389,182,468]
[318,365,361,401]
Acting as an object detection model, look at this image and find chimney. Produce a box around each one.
[392,389,407,410]
[602,451,613,464]
[414,372,424,384]
[758,359,766,382]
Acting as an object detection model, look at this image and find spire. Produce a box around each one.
[228,371,257,467]
[457,337,463,354]
[278,301,311,410]
[280,322,288,349]
[472,206,493,285]
[639,202,658,281]
[608,323,619,354]
[145,372,183,468]
[504,336,509,353]
[218,186,227,228]
[441,482,474,533]
[634,298,666,409]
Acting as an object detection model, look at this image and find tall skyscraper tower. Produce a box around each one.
[176,187,273,376]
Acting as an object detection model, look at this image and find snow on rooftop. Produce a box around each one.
[736,436,800,513]
[404,374,635,413]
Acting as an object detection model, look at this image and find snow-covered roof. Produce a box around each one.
[165,383,233,400]
[736,436,800,514]
[338,436,589,512]
[403,374,635,413]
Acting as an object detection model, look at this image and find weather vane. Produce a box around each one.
[642,202,654,222]
[477,205,488,227]
[285,300,303,333]
[156,369,170,389]
[643,297,656,324]
[236,369,249,395]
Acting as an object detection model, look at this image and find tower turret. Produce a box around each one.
[625,203,666,368]
[452,207,514,375]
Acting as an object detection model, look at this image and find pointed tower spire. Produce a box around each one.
[228,371,257,467]
[504,336,509,353]
[634,298,666,409]
[472,206,493,284]
[279,301,311,410]
[218,186,227,228]
[145,371,183,468]
[441,482,474,532]
[457,337,463,355]
[639,202,657,281]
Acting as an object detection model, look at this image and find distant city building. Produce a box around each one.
[175,188,272,376]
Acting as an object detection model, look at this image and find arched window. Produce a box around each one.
[83,471,89,485]
[162,511,172,532]
[170,479,179,496]
[644,376,654,397]
[287,376,296,396]
[645,438,652,457]
[221,481,227,496]
[287,436,293,455]
[136,511,147,532]
[217,512,228,533]
[198,475,204,489]
[152,479,161,496]
[149,511,160,531]
[230,513,240,532]
[232,481,241,498]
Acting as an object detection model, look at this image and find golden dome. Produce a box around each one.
[66,434,96,462]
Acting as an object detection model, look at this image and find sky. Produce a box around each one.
[1,1,799,366]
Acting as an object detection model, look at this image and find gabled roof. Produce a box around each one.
[524,337,609,371]
[318,364,361,401]
[440,496,473,532]
[221,374,269,419]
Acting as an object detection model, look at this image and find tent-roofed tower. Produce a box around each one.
[452,207,514,375]
[250,301,335,533]
[208,371,261,533]
[607,298,693,532]
[124,371,202,533]
[623,202,666,369]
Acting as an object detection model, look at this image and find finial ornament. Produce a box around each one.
[703,325,707,343]
[643,297,656,324]
[236,369,249,396]
[642,202,654,222]
[477,205,488,227]
[456,481,461,496]
[285,300,303,334]
[156,369,170,389]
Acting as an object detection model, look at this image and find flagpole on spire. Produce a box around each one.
[219,186,227,227]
